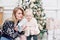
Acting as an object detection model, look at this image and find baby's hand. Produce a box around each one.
[22,25,28,31]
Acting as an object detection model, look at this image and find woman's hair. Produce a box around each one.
[2,7,24,26]
[12,7,24,23]
[13,7,24,16]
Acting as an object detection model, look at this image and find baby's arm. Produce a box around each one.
[17,18,27,32]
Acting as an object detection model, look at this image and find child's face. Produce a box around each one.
[25,12,32,21]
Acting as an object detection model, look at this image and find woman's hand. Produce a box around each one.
[14,26,18,31]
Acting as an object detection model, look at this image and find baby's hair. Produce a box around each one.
[25,8,34,17]
[25,8,33,13]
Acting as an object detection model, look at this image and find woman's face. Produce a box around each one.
[16,10,23,20]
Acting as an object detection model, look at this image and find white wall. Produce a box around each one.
[0,0,60,21]
[0,0,18,21]
[0,0,18,7]
[42,0,60,20]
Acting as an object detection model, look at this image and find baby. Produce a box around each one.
[17,8,40,40]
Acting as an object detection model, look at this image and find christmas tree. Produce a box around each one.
[22,0,46,30]
[17,0,46,39]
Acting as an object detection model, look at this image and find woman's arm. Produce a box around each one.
[3,21,9,33]
[2,21,14,34]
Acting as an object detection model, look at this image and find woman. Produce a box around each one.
[1,7,25,40]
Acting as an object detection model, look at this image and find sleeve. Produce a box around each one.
[18,18,27,32]
[33,18,40,34]
[2,21,9,33]
[2,21,14,34]
[33,18,38,28]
